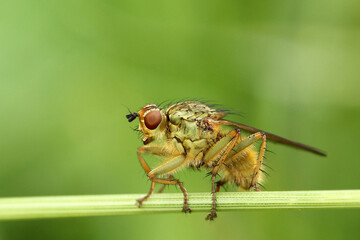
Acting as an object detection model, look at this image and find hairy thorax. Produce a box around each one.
[165,102,224,167]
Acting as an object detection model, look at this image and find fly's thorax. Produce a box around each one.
[168,120,199,142]
[166,115,221,167]
[182,138,208,161]
[166,102,222,142]
[166,101,227,123]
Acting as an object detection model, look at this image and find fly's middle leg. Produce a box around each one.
[157,175,173,193]
[203,129,241,220]
[215,180,227,192]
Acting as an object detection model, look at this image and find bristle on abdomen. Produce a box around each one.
[220,146,264,190]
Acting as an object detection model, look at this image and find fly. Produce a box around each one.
[126,101,326,220]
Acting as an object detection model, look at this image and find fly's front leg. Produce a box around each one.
[149,176,191,213]
[137,146,190,212]
[136,144,180,206]
[203,129,241,220]
[136,181,155,207]
[137,145,174,174]
[136,146,161,207]
[147,155,191,213]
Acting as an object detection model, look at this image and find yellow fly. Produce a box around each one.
[126,101,325,220]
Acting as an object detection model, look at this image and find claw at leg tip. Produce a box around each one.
[205,212,217,221]
[182,205,192,213]
[136,199,143,208]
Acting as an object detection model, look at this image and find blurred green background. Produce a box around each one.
[0,0,359,239]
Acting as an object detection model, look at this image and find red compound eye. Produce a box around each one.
[144,110,162,130]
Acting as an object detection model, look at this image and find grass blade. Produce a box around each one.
[0,190,359,221]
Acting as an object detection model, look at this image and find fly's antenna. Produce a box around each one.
[121,104,140,122]
[126,112,139,122]
[125,106,139,122]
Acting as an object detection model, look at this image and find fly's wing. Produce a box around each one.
[217,120,326,156]
[192,102,326,156]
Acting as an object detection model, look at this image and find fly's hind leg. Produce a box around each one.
[223,131,267,191]
[250,133,266,191]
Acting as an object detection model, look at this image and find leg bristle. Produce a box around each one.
[260,169,270,177]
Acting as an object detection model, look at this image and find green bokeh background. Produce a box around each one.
[0,1,359,239]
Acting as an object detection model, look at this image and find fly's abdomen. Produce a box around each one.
[221,147,263,190]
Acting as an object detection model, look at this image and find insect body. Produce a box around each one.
[126,101,325,220]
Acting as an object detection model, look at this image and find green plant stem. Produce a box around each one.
[0,190,359,221]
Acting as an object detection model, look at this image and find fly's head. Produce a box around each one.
[126,104,167,144]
